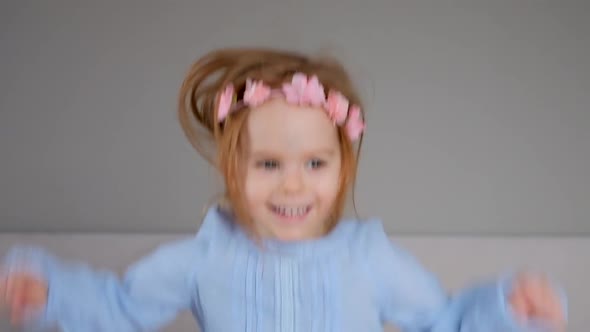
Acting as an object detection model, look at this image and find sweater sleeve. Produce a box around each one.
[361,220,567,332]
[2,236,203,332]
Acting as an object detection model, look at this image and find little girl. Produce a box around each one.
[1,48,566,331]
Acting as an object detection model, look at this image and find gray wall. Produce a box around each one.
[1,0,589,235]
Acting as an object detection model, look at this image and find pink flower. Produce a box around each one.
[282,73,326,107]
[282,73,308,105]
[244,79,271,107]
[217,84,234,122]
[325,90,349,125]
[345,105,365,141]
[302,75,326,107]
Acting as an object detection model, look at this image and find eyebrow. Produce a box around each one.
[309,148,338,156]
[249,148,337,159]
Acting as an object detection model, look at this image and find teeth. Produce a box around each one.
[274,205,308,217]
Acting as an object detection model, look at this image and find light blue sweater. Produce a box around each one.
[3,206,565,331]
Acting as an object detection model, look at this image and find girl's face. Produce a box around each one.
[244,99,342,242]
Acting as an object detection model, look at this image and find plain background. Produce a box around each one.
[1,0,589,330]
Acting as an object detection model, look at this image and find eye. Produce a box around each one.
[256,160,279,170]
[307,159,325,169]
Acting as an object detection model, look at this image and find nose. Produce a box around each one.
[281,167,304,194]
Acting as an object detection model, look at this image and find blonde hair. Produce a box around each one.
[178,47,365,235]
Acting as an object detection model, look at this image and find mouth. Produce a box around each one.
[269,204,312,221]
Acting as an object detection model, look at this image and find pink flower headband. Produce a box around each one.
[216,72,365,141]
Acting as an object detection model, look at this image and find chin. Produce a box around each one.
[272,230,309,242]
[255,209,328,241]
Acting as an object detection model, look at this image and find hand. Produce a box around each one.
[509,273,566,331]
[0,269,48,326]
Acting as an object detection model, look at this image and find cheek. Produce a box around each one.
[244,170,272,202]
[313,167,341,199]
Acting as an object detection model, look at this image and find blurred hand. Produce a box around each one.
[509,273,566,331]
[0,269,48,326]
